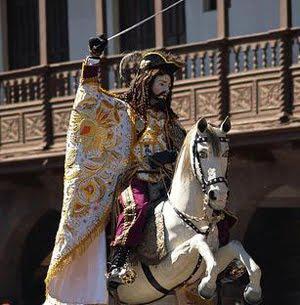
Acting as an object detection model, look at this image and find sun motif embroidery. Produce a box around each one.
[71,202,90,217]
[77,178,106,204]
[78,100,121,152]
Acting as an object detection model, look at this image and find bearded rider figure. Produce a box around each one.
[94,38,188,284]
[44,35,237,305]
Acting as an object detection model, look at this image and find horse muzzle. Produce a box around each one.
[207,189,228,211]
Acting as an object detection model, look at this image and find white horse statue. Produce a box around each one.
[116,117,262,305]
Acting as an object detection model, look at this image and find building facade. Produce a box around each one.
[0,1,300,305]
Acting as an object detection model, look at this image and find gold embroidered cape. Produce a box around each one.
[45,68,135,289]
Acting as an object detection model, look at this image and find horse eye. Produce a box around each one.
[199,150,208,158]
[222,150,229,158]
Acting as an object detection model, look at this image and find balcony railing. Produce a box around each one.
[0,28,300,159]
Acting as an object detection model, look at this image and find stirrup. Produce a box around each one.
[107,267,127,283]
[107,265,137,285]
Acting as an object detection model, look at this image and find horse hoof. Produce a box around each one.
[244,299,263,305]
[243,285,263,305]
[198,284,216,300]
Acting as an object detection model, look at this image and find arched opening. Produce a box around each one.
[244,208,300,305]
[21,210,60,305]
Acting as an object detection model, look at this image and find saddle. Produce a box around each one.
[135,200,168,265]
[132,180,168,265]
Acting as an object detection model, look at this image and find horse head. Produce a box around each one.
[190,117,231,211]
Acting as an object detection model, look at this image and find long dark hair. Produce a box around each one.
[118,67,177,121]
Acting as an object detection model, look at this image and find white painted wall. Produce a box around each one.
[292,0,300,27]
[184,0,284,43]
[67,0,97,60]
[229,0,280,36]
[185,0,217,43]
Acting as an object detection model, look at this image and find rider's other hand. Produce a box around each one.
[148,150,178,169]
[89,34,108,58]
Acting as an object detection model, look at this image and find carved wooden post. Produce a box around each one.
[38,0,52,147]
[0,0,8,71]
[39,65,53,147]
[154,0,164,49]
[39,0,48,65]
[216,0,230,121]
[95,0,106,35]
[278,0,293,122]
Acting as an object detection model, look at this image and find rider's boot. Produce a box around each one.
[107,246,130,285]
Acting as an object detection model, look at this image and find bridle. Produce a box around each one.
[192,132,229,195]
[165,130,229,230]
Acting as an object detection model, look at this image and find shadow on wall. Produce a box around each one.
[21,210,60,305]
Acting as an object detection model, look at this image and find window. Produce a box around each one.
[46,0,69,63]
[203,0,217,12]
[7,0,69,69]
[7,0,39,69]
[163,0,186,46]
[119,0,155,52]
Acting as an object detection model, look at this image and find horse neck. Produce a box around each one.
[169,146,207,218]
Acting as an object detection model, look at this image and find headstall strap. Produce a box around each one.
[192,133,229,194]
[195,136,207,144]
[206,176,228,187]
[195,134,229,144]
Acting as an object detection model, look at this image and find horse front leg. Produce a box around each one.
[171,234,219,299]
[214,240,262,305]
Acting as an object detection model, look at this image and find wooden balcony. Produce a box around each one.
[1,28,300,169]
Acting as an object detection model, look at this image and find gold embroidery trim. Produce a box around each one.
[112,186,137,246]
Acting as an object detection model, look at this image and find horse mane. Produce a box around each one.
[173,125,195,180]
[174,123,221,180]
[206,125,221,156]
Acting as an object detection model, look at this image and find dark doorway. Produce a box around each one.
[244,208,300,305]
[21,210,60,305]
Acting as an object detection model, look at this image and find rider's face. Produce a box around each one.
[151,74,171,100]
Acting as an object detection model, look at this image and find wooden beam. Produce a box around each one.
[95,0,105,34]
[216,1,230,121]
[217,0,229,38]
[38,0,48,65]
[154,0,163,48]
[280,0,292,29]
[0,0,8,70]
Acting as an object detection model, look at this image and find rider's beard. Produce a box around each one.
[149,94,167,112]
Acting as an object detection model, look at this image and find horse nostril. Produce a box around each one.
[227,191,230,197]
[208,190,217,201]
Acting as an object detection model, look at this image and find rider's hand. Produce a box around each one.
[89,34,108,58]
[148,150,178,169]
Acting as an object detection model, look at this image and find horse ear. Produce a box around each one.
[220,116,231,133]
[197,117,208,133]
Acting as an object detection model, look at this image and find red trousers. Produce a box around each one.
[112,178,149,247]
